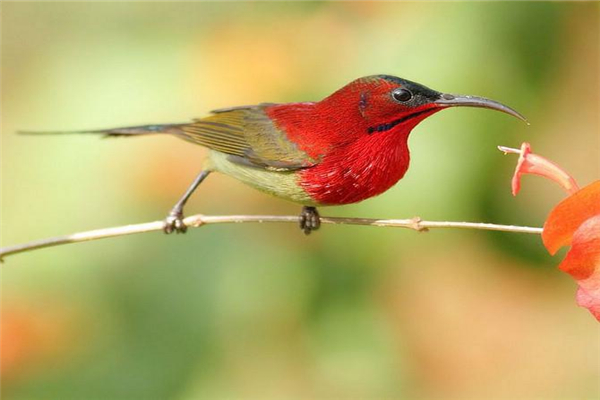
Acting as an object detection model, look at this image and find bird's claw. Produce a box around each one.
[163,210,187,234]
[299,206,321,235]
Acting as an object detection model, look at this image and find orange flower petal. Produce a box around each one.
[498,143,579,196]
[557,215,600,321]
[543,181,600,255]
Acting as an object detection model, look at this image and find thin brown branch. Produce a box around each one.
[0,214,543,261]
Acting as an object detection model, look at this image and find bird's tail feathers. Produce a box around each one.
[18,123,186,138]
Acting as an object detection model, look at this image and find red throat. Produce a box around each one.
[265,100,440,205]
[299,126,414,205]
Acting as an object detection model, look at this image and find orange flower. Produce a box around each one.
[557,216,600,320]
[498,143,579,196]
[542,181,600,255]
[500,143,600,321]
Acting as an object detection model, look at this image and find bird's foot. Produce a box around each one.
[299,206,321,235]
[163,209,187,234]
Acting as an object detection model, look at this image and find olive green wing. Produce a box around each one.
[180,105,317,171]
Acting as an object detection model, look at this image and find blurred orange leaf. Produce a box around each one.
[1,304,76,380]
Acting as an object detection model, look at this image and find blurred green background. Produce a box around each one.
[2,2,599,399]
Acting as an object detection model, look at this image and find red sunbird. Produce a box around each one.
[22,75,526,234]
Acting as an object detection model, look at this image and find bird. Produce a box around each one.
[22,75,526,235]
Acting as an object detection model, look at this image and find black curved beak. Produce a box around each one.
[435,93,528,123]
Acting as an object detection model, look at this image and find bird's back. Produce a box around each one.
[179,105,319,171]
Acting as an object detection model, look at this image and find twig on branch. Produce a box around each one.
[0,214,543,261]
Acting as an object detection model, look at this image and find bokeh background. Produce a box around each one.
[2,2,599,399]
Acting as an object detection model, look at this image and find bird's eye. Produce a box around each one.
[392,88,412,102]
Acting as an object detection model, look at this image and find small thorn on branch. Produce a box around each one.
[410,217,429,232]
[184,214,206,228]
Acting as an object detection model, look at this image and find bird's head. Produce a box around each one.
[322,75,526,136]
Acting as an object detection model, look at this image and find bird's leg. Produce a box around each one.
[299,206,321,235]
[163,170,211,234]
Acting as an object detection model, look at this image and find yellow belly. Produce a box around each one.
[205,151,317,206]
